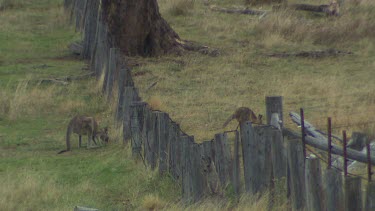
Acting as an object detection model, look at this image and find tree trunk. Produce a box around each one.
[101,0,183,57]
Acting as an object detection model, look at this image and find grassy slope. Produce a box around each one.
[135,0,375,141]
[0,1,178,210]
[1,0,374,210]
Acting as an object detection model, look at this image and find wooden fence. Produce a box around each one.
[65,1,375,209]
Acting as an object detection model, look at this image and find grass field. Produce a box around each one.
[0,0,374,210]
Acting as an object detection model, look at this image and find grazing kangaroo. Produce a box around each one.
[58,115,108,154]
[222,107,263,128]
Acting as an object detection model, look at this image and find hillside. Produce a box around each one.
[0,0,374,210]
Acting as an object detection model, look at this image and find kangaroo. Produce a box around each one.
[58,115,107,154]
[222,107,263,128]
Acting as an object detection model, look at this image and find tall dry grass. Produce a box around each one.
[255,2,375,46]
[161,0,196,16]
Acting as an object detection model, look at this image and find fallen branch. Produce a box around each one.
[289,3,339,16]
[283,128,375,164]
[268,49,353,58]
[38,72,95,85]
[210,5,269,16]
[289,112,342,142]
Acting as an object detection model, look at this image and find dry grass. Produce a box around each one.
[161,0,196,16]
[132,0,375,141]
[142,194,167,210]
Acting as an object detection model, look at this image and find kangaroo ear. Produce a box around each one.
[258,114,263,120]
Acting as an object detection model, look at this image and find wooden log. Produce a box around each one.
[232,131,241,196]
[283,128,375,164]
[365,182,375,210]
[324,168,344,211]
[289,3,340,16]
[266,96,283,128]
[158,112,169,176]
[210,5,268,16]
[213,133,232,187]
[271,128,286,179]
[74,206,98,211]
[344,176,362,211]
[130,102,146,159]
[268,49,352,59]
[305,156,325,211]
[287,139,306,211]
[81,0,100,59]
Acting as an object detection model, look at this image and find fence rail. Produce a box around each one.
[66,1,375,209]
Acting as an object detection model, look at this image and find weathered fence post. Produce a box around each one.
[104,48,119,99]
[365,182,375,210]
[271,128,286,179]
[181,135,194,202]
[324,168,344,211]
[266,96,283,128]
[122,86,137,143]
[213,133,232,187]
[191,143,205,202]
[232,131,241,196]
[344,176,362,211]
[143,111,159,170]
[240,122,272,194]
[168,122,181,180]
[240,121,255,193]
[158,112,169,175]
[305,156,325,211]
[287,138,306,211]
[81,0,100,59]
[130,102,146,159]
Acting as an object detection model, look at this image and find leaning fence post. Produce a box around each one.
[105,48,119,99]
[305,156,325,211]
[122,86,136,143]
[232,131,241,196]
[344,176,362,211]
[130,102,146,159]
[365,182,375,210]
[286,138,306,211]
[367,142,372,182]
[324,168,344,211]
[158,112,169,176]
[213,133,231,187]
[266,96,283,128]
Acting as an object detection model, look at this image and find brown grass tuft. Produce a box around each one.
[164,0,195,16]
[148,96,163,111]
[142,194,166,211]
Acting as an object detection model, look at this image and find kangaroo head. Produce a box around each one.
[97,127,109,143]
[257,114,263,124]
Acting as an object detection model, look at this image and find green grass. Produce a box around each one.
[0,1,180,210]
[1,0,374,210]
[136,0,375,141]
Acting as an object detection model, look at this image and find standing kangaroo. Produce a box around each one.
[58,115,108,154]
[222,107,263,128]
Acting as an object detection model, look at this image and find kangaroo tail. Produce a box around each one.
[222,114,235,128]
[57,149,68,154]
[65,123,72,152]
